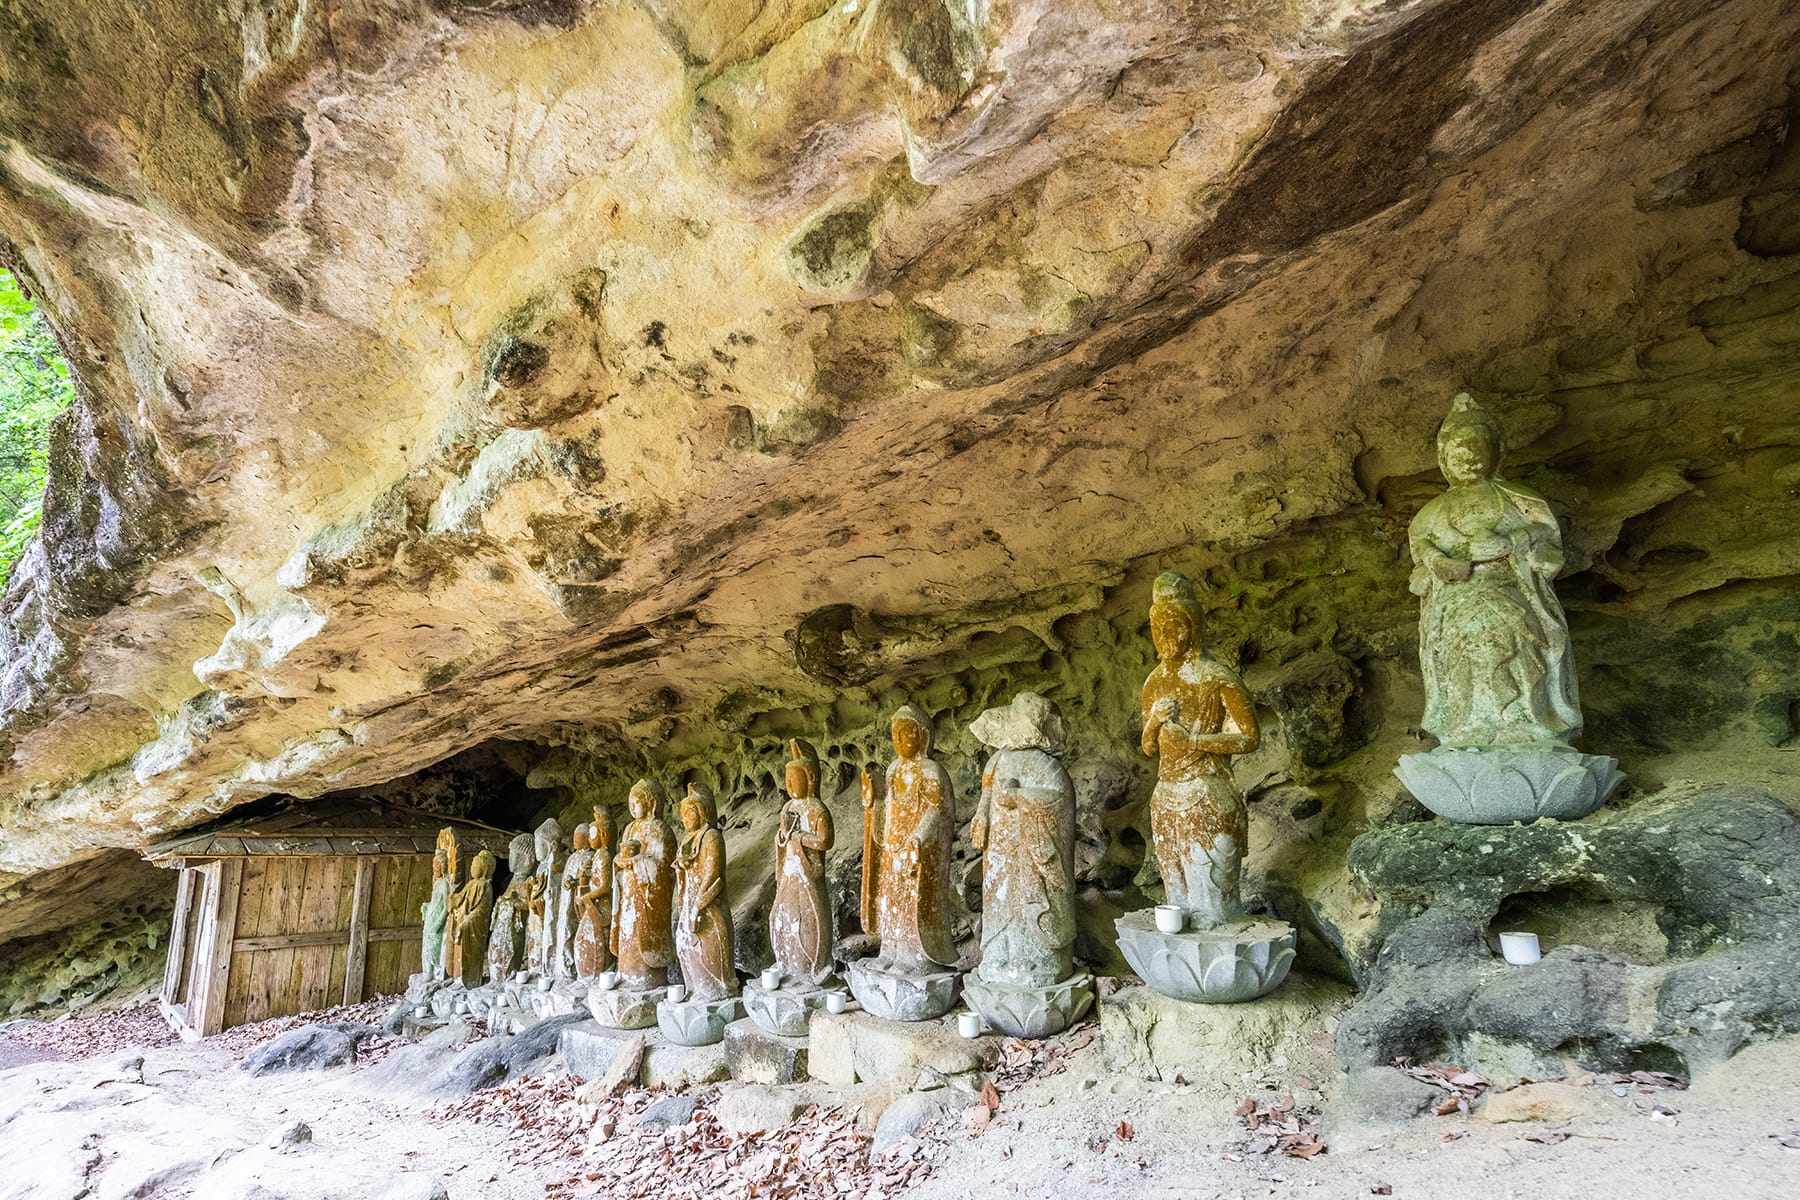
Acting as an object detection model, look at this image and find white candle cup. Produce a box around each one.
[514,971,530,985]
[454,999,470,1016]
[825,991,848,1014]
[957,1012,984,1039]
[760,968,782,991]
[413,1005,430,1020]
[666,984,688,1004]
[1154,905,1186,935]
[1499,931,1542,965]
[597,971,618,991]
[538,975,555,991]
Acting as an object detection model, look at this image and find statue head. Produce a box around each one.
[432,847,448,880]
[591,807,616,851]
[681,783,717,831]
[628,778,665,821]
[534,818,561,862]
[1149,571,1205,663]
[572,824,590,852]
[891,705,933,759]
[470,850,496,881]
[506,832,534,875]
[971,690,1065,754]
[1437,393,1505,486]
[785,738,820,800]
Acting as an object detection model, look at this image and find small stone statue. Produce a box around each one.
[524,819,560,976]
[772,739,835,986]
[849,705,962,1021]
[574,808,615,979]
[420,834,454,980]
[673,784,737,1002]
[1396,394,1622,823]
[557,825,594,980]
[446,850,495,988]
[1115,571,1295,1004]
[486,832,535,982]
[610,779,677,990]
[963,693,1093,1038]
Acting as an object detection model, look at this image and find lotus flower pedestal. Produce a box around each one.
[964,973,1095,1038]
[657,996,741,1046]
[846,959,961,1022]
[744,981,831,1038]
[1114,910,1295,1004]
[1396,745,1622,825]
[587,985,661,1030]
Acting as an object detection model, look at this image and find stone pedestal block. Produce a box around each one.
[1099,975,1351,1082]
[1115,910,1296,1004]
[658,996,742,1046]
[529,980,587,1019]
[723,1018,809,1084]
[964,973,1094,1039]
[743,981,830,1037]
[556,1020,635,1082]
[587,985,661,1030]
[644,1038,731,1089]
[1395,745,1623,824]
[846,959,961,1022]
[806,1008,990,1087]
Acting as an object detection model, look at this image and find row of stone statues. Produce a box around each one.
[418,394,1616,1034]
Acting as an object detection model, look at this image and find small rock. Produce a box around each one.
[1479,1081,1593,1124]
[872,1092,946,1151]
[370,1173,450,1200]
[1320,1067,1444,1148]
[239,1026,366,1076]
[714,1085,809,1136]
[575,1032,645,1102]
[637,1094,702,1131]
[270,1120,312,1149]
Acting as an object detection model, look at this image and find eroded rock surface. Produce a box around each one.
[0,0,1794,971]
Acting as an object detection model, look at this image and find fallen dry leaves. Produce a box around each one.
[208,996,400,1063]
[987,1028,1095,1094]
[0,1005,177,1059]
[1391,1057,1491,1116]
[430,1073,945,1199]
[1233,1092,1326,1159]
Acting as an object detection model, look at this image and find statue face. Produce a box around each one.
[892,716,927,758]
[432,849,448,878]
[572,825,589,851]
[1441,427,1498,485]
[680,794,705,830]
[629,785,655,820]
[1150,604,1197,662]
[785,759,814,800]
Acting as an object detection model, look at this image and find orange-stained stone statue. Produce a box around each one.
[486,833,534,981]
[446,850,495,988]
[772,739,835,986]
[1140,571,1259,930]
[611,779,676,989]
[862,705,957,973]
[573,808,615,979]
[556,824,594,980]
[674,784,737,1002]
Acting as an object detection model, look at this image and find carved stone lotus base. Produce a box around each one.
[846,959,961,1022]
[657,995,743,1046]
[587,985,662,1030]
[529,979,587,1019]
[743,981,831,1038]
[428,985,461,1019]
[1115,910,1296,1004]
[964,973,1095,1038]
[1396,745,1624,825]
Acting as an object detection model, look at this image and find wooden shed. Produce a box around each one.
[146,801,518,1038]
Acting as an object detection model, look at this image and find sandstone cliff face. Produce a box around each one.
[0,0,1796,962]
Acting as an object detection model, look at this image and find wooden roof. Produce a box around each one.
[145,798,521,865]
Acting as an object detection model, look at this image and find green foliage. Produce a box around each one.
[0,269,73,584]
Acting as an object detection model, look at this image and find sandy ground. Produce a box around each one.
[4,1007,1800,1200]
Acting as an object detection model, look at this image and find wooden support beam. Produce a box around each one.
[196,858,243,1038]
[343,856,375,1005]
[161,869,195,1006]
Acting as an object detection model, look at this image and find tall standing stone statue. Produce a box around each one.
[556,825,594,981]
[1114,571,1295,1004]
[746,740,838,1036]
[573,808,615,980]
[1396,394,1622,823]
[658,784,741,1045]
[446,851,495,988]
[525,818,564,976]
[487,832,535,982]
[963,693,1093,1038]
[590,779,676,1029]
[849,705,961,1021]
[420,834,454,980]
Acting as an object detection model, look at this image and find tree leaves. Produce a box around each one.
[0,270,74,584]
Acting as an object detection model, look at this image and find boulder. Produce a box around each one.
[238,1024,378,1076]
[370,1175,451,1200]
[1099,974,1350,1082]
[556,1021,634,1082]
[806,1010,987,1088]
[871,1092,947,1151]
[636,1094,702,1132]
[1319,1067,1445,1150]
[723,1019,808,1085]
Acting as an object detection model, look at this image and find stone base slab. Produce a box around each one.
[723,1018,810,1084]
[587,985,662,1030]
[806,1008,991,1087]
[1395,744,1623,825]
[964,973,1094,1039]
[846,960,961,1022]
[1099,976,1352,1082]
[658,995,743,1046]
[1115,909,1296,1004]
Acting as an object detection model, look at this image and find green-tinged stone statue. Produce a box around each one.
[421,833,454,980]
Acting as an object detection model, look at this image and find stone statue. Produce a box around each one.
[1114,571,1295,1004]
[420,836,453,980]
[969,694,1076,986]
[673,784,737,1002]
[573,808,615,979]
[486,832,535,982]
[610,779,676,990]
[446,850,495,988]
[848,705,962,1021]
[1140,570,1259,930]
[556,825,594,980]
[524,819,560,975]
[1395,394,1622,823]
[771,739,835,986]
